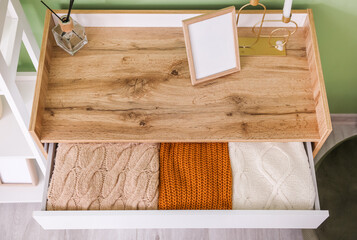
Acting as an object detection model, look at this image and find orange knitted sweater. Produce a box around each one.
[159,143,232,210]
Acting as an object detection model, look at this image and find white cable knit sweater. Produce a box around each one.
[229,142,315,210]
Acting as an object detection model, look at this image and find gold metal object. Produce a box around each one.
[282,14,292,23]
[249,0,260,6]
[236,0,298,55]
[252,19,298,49]
[236,0,266,48]
[239,37,286,56]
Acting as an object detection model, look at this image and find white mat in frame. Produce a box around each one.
[182,6,240,85]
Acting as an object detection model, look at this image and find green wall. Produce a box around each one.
[18,0,357,113]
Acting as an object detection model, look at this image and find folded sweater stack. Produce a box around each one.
[47,142,315,211]
[47,143,160,210]
[229,142,316,210]
[159,143,232,210]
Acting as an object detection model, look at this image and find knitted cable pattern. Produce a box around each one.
[159,143,232,210]
[47,143,160,210]
[229,142,316,210]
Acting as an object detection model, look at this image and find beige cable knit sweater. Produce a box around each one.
[47,143,159,210]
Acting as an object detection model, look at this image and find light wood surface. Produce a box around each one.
[30,10,330,151]
[304,9,332,157]
[182,6,240,85]
[30,10,54,159]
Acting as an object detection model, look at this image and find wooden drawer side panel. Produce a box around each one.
[304,9,332,157]
[29,10,54,157]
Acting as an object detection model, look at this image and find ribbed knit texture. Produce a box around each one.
[47,143,159,210]
[159,143,232,210]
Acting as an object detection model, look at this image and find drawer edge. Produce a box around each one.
[33,209,329,230]
[40,143,56,211]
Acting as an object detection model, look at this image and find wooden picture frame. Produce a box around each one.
[0,158,38,186]
[182,6,240,85]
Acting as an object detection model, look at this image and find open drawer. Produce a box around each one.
[33,142,328,229]
[30,9,331,159]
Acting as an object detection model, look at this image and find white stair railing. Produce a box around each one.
[0,0,45,173]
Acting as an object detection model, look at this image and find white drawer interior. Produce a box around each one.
[33,143,328,230]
